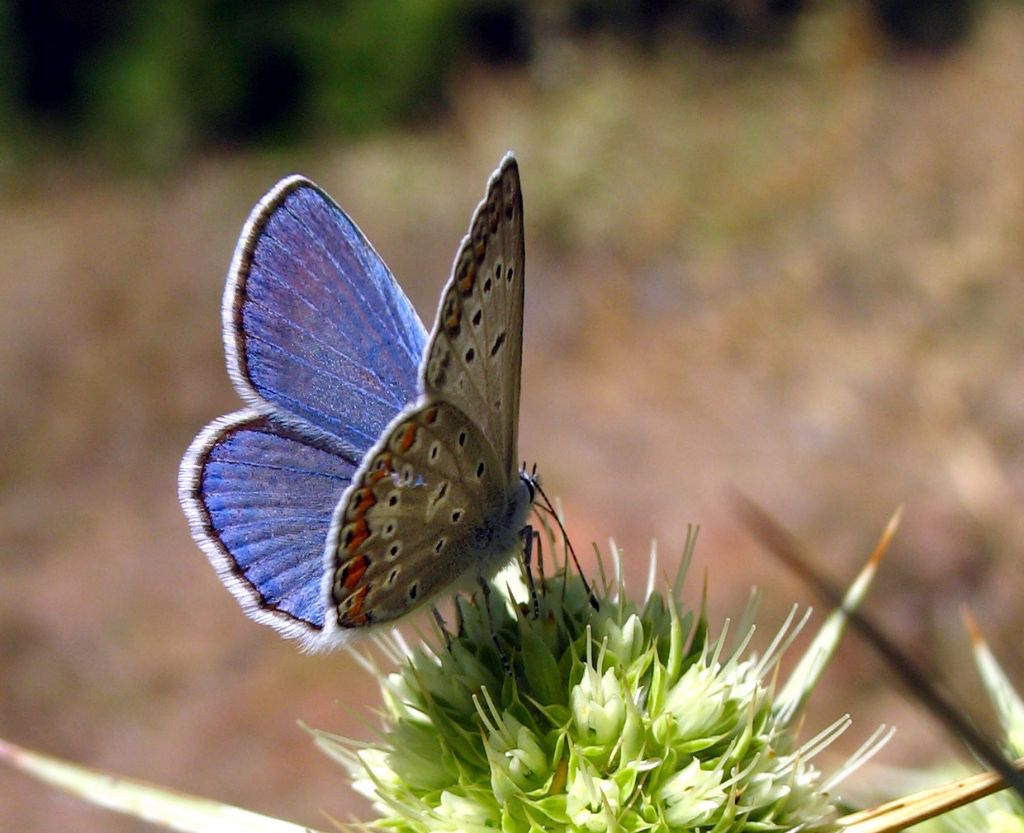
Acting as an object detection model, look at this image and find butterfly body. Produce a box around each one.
[179,155,530,651]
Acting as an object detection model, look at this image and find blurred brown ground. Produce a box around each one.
[3,5,1024,831]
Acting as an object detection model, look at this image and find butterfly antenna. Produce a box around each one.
[735,493,1024,801]
[534,481,599,610]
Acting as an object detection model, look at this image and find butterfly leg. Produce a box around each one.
[520,524,540,619]
[476,576,512,675]
[431,606,452,651]
[535,525,546,587]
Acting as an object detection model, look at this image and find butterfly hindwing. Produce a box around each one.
[422,155,524,477]
[327,401,508,628]
[225,176,427,453]
[179,410,360,642]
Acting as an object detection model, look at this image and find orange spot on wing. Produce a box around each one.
[369,453,394,483]
[345,518,369,554]
[423,407,438,425]
[342,554,369,592]
[398,423,417,452]
[344,586,370,624]
[350,488,376,518]
[446,304,461,334]
[458,261,476,295]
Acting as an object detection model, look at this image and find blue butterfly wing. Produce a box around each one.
[180,411,360,642]
[181,176,427,646]
[225,176,428,452]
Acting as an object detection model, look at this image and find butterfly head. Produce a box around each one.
[520,465,539,505]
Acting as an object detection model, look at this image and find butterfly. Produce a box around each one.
[178,153,535,651]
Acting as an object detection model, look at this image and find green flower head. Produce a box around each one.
[319,530,881,833]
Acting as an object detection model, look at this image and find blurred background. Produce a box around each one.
[2,1,1024,830]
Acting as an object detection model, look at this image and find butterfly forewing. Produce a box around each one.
[422,156,525,478]
[226,177,427,452]
[328,402,506,627]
